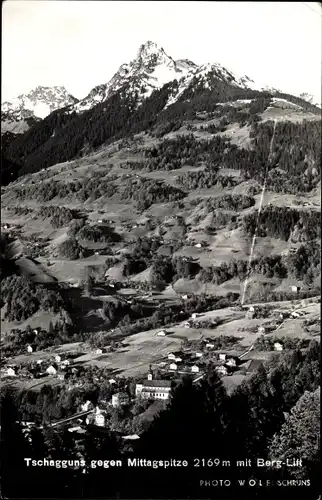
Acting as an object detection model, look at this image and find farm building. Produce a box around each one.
[168,353,176,360]
[257,326,266,334]
[169,363,178,371]
[191,313,199,320]
[27,345,33,353]
[157,330,167,337]
[195,352,203,358]
[55,355,62,363]
[96,349,103,355]
[219,353,227,361]
[290,285,301,293]
[183,322,191,328]
[111,392,130,408]
[46,365,57,376]
[6,367,16,377]
[206,343,214,349]
[274,342,284,351]
[191,365,200,373]
[225,358,237,368]
[216,365,228,376]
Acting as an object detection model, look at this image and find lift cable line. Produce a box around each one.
[241,119,278,306]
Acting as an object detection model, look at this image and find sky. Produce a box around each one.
[2,1,322,103]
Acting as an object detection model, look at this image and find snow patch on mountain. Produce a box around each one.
[2,86,79,126]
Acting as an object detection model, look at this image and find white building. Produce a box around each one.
[226,358,237,367]
[195,352,203,358]
[94,408,106,427]
[290,285,301,293]
[175,357,182,363]
[135,370,172,401]
[27,345,33,353]
[219,353,226,361]
[81,400,94,412]
[191,313,198,320]
[168,353,176,360]
[109,378,117,385]
[55,355,61,363]
[191,365,200,373]
[195,243,202,249]
[96,349,103,355]
[206,343,214,349]
[274,342,284,351]
[257,326,266,334]
[157,330,167,337]
[181,295,188,300]
[46,365,57,376]
[111,392,130,408]
[216,365,228,376]
[7,367,16,377]
[169,363,178,371]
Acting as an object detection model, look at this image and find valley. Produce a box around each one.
[1,36,320,500]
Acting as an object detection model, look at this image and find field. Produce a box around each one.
[1,99,320,391]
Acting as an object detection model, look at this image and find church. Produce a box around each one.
[135,366,172,401]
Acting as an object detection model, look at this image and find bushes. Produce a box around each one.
[77,224,121,243]
[242,206,321,242]
[58,238,83,260]
[1,275,64,322]
[39,206,80,228]
[121,177,186,210]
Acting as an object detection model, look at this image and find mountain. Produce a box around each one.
[1,40,320,182]
[71,41,284,114]
[72,41,198,113]
[1,85,79,134]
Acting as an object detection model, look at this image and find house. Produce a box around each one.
[191,365,200,373]
[168,353,176,360]
[55,355,62,363]
[274,342,284,351]
[81,400,95,412]
[257,326,266,334]
[122,434,140,441]
[96,349,103,355]
[175,357,182,363]
[157,330,167,337]
[7,367,16,377]
[195,243,202,249]
[181,295,188,300]
[206,343,214,349]
[216,365,228,376]
[57,372,65,381]
[111,392,130,408]
[191,313,199,320]
[219,353,227,361]
[86,407,106,427]
[46,365,57,376]
[290,285,301,293]
[36,360,43,365]
[291,311,300,318]
[61,360,70,367]
[135,369,172,400]
[109,379,117,385]
[225,358,237,368]
[169,363,178,371]
[98,219,103,223]
[33,329,39,335]
[195,352,203,358]
[183,321,191,328]
[27,345,33,353]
